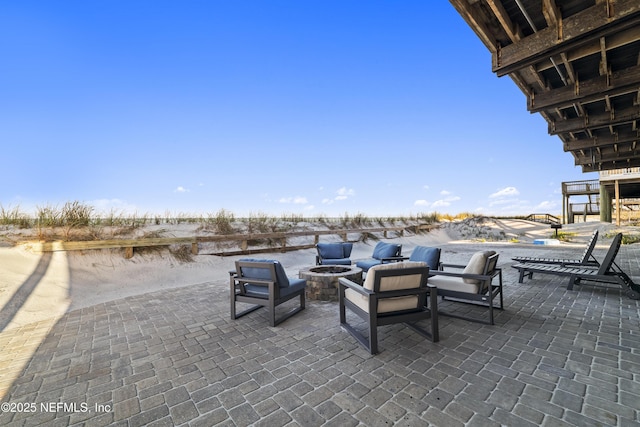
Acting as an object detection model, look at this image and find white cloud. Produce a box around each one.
[489,187,519,198]
[174,186,189,193]
[432,195,461,207]
[279,196,308,204]
[534,200,558,210]
[337,187,355,197]
[432,199,452,207]
[440,190,451,196]
[423,185,430,190]
[322,198,333,205]
[333,187,355,201]
[414,195,460,209]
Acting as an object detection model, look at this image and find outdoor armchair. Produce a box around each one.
[230,259,306,327]
[316,242,353,265]
[428,251,503,325]
[338,261,438,354]
[355,241,404,272]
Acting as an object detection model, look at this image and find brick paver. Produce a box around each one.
[1,242,639,426]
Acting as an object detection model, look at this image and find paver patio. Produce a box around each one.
[1,243,639,426]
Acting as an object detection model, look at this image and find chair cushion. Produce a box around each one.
[317,243,345,260]
[342,242,353,257]
[363,261,426,291]
[345,290,419,313]
[356,259,382,271]
[280,278,306,297]
[245,278,305,298]
[429,275,480,294]
[409,246,441,270]
[239,258,290,288]
[372,242,401,260]
[462,251,495,284]
[346,261,426,313]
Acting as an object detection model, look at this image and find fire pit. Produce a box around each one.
[299,265,363,301]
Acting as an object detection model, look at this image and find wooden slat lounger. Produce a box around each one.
[512,233,640,299]
[512,230,599,267]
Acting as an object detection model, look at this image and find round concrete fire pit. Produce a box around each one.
[299,265,363,301]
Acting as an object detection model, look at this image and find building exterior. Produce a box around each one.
[563,168,640,224]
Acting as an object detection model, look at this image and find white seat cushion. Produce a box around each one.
[345,290,419,313]
[428,275,480,294]
[346,261,427,313]
[462,251,495,284]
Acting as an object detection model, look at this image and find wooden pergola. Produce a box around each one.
[450,0,640,223]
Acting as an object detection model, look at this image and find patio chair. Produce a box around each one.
[512,230,599,267]
[408,246,442,270]
[316,242,353,265]
[355,241,404,272]
[338,261,438,354]
[428,251,503,325]
[230,259,306,327]
[512,233,640,299]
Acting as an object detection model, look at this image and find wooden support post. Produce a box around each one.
[191,242,199,255]
[340,233,347,241]
[241,240,248,251]
[125,247,134,259]
[314,234,319,244]
[281,237,287,253]
[615,179,621,226]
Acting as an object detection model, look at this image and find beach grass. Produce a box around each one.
[0,202,462,242]
[5,201,602,244]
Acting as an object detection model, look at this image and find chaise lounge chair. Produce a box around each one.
[512,230,599,267]
[512,233,640,299]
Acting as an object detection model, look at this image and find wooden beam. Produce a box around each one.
[36,237,197,252]
[563,130,640,151]
[599,37,608,76]
[550,105,640,134]
[530,64,640,112]
[581,157,640,172]
[536,26,640,73]
[542,0,562,40]
[493,0,640,77]
[574,149,640,166]
[449,0,499,53]
[486,0,520,43]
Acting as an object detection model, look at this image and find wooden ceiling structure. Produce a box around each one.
[450,0,640,173]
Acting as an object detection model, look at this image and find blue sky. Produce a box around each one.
[1,1,597,218]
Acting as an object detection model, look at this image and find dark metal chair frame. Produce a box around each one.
[230,260,306,327]
[338,265,439,354]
